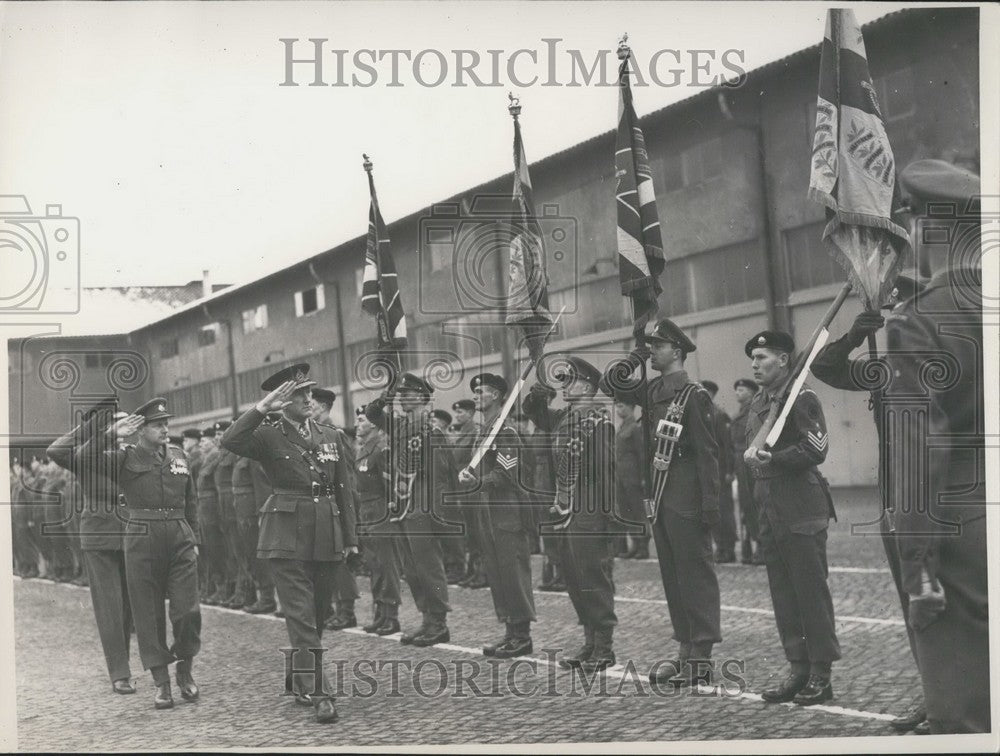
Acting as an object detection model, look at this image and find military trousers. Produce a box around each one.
[332,560,360,604]
[713,480,737,552]
[361,533,402,606]
[735,463,760,542]
[478,512,536,626]
[912,512,989,733]
[879,511,919,668]
[651,507,722,645]
[234,498,271,594]
[558,531,616,629]
[458,502,482,571]
[391,515,450,622]
[83,549,133,682]
[757,514,840,664]
[218,489,241,587]
[231,491,256,593]
[268,558,338,696]
[123,518,201,671]
[197,495,225,589]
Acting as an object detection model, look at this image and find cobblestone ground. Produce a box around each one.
[15,489,931,750]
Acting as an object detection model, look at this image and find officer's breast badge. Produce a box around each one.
[169,459,189,476]
[317,443,340,463]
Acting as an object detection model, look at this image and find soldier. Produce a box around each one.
[353,404,401,635]
[613,398,648,559]
[522,383,564,592]
[427,408,465,585]
[10,457,41,578]
[603,318,721,687]
[451,398,487,589]
[221,363,357,724]
[212,421,240,606]
[365,372,452,647]
[537,357,618,672]
[701,380,737,564]
[730,378,762,565]
[743,330,839,706]
[244,448,279,615]
[880,159,987,734]
[430,409,452,434]
[196,426,225,604]
[75,398,201,710]
[311,387,362,631]
[48,401,135,694]
[230,453,259,610]
[458,373,536,659]
[182,429,202,496]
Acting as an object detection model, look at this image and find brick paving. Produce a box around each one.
[14,489,929,750]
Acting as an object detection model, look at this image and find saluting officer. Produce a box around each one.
[458,373,536,659]
[604,318,721,687]
[540,357,619,672]
[75,398,201,710]
[221,363,357,725]
[881,159,988,734]
[743,330,839,706]
[353,404,402,635]
[365,372,453,647]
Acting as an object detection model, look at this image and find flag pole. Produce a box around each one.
[464,305,567,473]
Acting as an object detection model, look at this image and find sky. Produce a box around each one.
[1,1,899,291]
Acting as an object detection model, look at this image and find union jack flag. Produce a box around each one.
[361,157,407,349]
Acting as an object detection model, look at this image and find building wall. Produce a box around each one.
[8,8,979,485]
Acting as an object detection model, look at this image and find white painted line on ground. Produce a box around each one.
[630,559,890,575]
[17,576,899,724]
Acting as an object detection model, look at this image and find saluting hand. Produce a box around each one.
[256,380,296,414]
[109,414,143,438]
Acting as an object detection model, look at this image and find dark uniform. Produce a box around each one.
[881,159,988,734]
[450,409,487,588]
[729,384,761,564]
[245,456,278,612]
[221,368,358,718]
[212,434,240,605]
[744,331,839,705]
[467,373,536,658]
[231,454,258,609]
[605,319,721,683]
[366,372,452,646]
[354,421,402,634]
[615,408,648,557]
[48,404,134,689]
[709,399,737,562]
[75,398,201,703]
[522,384,563,591]
[196,435,224,601]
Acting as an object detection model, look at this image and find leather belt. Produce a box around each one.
[272,483,337,498]
[126,508,186,521]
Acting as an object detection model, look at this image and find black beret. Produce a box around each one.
[452,399,476,412]
[470,372,509,396]
[134,397,172,424]
[431,409,453,425]
[168,435,182,446]
[745,330,795,358]
[181,428,201,440]
[213,419,232,433]
[397,372,433,399]
[554,356,602,388]
[644,318,696,353]
[200,426,216,438]
[311,387,337,407]
[733,378,759,392]
[701,380,719,394]
[900,159,980,207]
[261,363,317,392]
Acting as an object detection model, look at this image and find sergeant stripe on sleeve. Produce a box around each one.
[496,453,518,470]
[806,430,828,452]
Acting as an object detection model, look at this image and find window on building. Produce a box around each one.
[659,257,693,318]
[197,325,217,347]
[875,67,916,123]
[784,221,841,291]
[655,153,685,194]
[242,304,268,333]
[682,137,723,184]
[84,353,99,368]
[689,240,765,310]
[160,338,179,359]
[294,284,325,317]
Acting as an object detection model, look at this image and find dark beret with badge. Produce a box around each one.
[733,378,759,392]
[899,158,980,209]
[452,399,476,412]
[470,372,509,396]
[644,317,696,353]
[431,409,453,425]
[213,419,232,434]
[312,387,337,408]
[134,397,173,424]
[745,330,795,358]
[260,362,317,392]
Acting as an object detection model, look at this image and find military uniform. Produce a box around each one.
[615,409,648,557]
[75,399,201,700]
[450,413,486,588]
[744,331,839,703]
[467,373,536,656]
[48,405,134,687]
[231,455,258,608]
[196,438,225,601]
[605,318,722,684]
[222,398,358,703]
[246,456,277,612]
[521,385,563,590]
[710,400,737,562]
[729,391,761,563]
[213,439,240,604]
[879,159,988,734]
[354,426,402,633]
